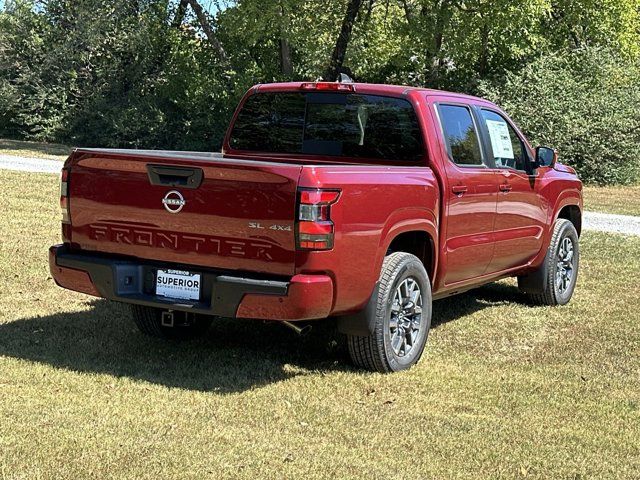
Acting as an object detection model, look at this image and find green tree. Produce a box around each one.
[479,47,640,185]
[544,0,640,57]
[0,0,638,182]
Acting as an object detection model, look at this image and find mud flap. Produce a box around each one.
[337,282,381,336]
[517,256,549,294]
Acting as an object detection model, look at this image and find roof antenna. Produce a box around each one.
[338,73,354,83]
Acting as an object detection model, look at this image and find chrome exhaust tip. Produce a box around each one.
[281,321,312,336]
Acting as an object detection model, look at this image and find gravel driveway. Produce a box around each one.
[1,154,639,236]
[582,212,640,236]
[0,154,63,174]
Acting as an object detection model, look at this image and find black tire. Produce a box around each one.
[131,305,213,340]
[347,252,432,373]
[518,219,579,306]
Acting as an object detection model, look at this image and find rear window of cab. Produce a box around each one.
[229,92,424,162]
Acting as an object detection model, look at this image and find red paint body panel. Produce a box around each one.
[237,274,334,320]
[295,165,439,315]
[488,169,547,273]
[50,81,583,321]
[68,152,301,276]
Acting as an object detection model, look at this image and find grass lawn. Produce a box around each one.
[583,185,640,217]
[0,137,639,217]
[1,173,639,479]
[0,138,71,162]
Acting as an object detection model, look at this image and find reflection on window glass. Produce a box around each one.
[438,105,483,166]
[230,93,306,154]
[229,92,424,162]
[480,110,526,171]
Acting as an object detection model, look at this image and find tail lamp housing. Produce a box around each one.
[296,189,340,250]
[60,167,71,242]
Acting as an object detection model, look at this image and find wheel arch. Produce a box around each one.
[339,224,437,337]
[385,230,437,282]
[550,187,582,238]
[557,204,582,237]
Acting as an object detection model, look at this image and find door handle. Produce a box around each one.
[452,185,468,195]
[499,183,512,192]
[147,164,204,189]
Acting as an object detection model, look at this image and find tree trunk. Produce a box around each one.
[280,38,293,75]
[422,0,452,87]
[426,26,444,85]
[324,0,363,81]
[172,0,189,28]
[400,0,415,25]
[278,3,293,76]
[186,0,229,64]
[477,20,489,77]
[551,9,581,49]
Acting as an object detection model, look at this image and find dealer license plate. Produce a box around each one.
[155,269,201,301]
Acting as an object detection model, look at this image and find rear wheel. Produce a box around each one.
[518,219,579,306]
[131,305,212,340]
[347,252,432,373]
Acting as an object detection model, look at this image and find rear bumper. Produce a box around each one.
[49,244,333,321]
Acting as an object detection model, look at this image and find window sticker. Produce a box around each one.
[486,119,514,159]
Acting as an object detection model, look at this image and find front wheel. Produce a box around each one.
[347,252,432,373]
[518,219,580,306]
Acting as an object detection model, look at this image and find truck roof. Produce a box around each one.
[252,81,490,104]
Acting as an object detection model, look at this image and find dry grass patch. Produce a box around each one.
[0,171,638,479]
[583,185,640,216]
[1,136,638,217]
[0,138,71,161]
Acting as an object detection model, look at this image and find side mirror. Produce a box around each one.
[534,146,557,168]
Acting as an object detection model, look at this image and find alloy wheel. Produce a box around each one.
[556,236,575,294]
[389,277,423,357]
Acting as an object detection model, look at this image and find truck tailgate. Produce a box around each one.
[68,150,301,276]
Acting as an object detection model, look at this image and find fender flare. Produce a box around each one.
[338,211,438,336]
[377,212,439,281]
[525,190,582,279]
[549,190,582,240]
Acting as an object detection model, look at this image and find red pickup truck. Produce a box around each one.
[49,81,582,372]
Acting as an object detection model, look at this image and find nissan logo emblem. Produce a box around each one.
[162,190,186,213]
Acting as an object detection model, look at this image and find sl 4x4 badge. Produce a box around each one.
[249,222,292,231]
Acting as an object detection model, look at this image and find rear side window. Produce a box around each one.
[229,92,424,162]
[437,104,483,166]
[480,109,527,171]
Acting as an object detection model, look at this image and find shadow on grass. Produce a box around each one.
[0,282,527,393]
[432,281,532,327]
[0,299,350,394]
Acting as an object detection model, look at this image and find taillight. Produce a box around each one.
[296,188,340,250]
[60,167,71,241]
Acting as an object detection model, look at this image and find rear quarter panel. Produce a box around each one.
[297,166,439,316]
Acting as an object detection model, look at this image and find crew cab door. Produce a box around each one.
[434,102,498,285]
[475,108,547,272]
